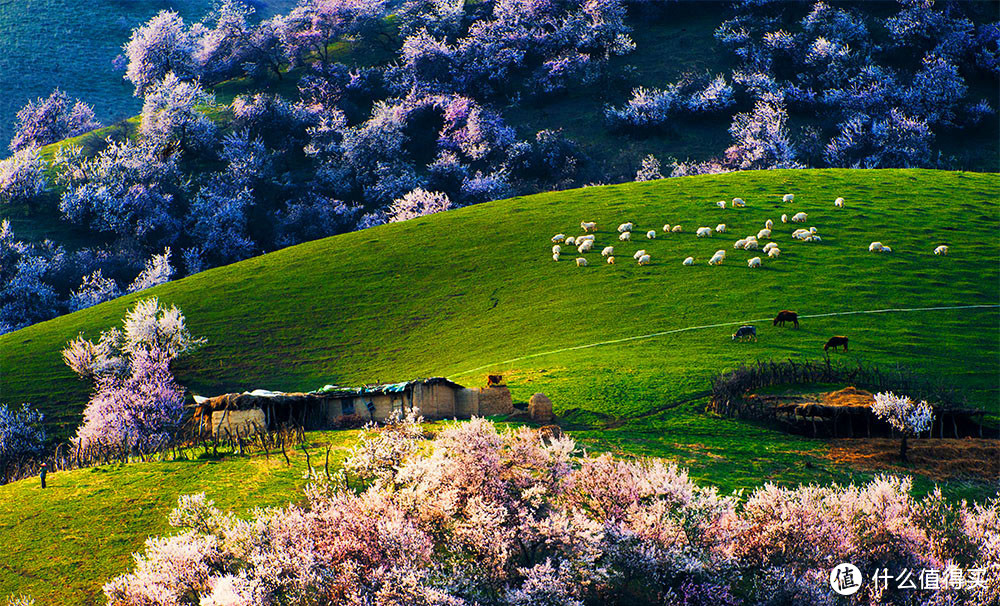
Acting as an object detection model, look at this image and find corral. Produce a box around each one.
[193,377,514,436]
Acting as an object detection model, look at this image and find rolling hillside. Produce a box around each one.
[3,169,997,439]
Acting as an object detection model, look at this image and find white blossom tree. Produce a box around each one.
[388,187,451,222]
[871,391,934,462]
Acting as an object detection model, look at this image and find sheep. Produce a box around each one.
[717,200,727,209]
[809,226,818,234]
[882,245,892,253]
[757,228,771,239]
[791,212,808,223]
[601,246,614,257]
[671,224,683,233]
[617,222,634,233]
[576,257,588,267]
[767,247,781,258]
[566,236,576,246]
[781,214,788,223]
[792,229,811,240]
[807,234,821,242]
[682,256,694,266]
[733,238,748,249]
[662,224,671,232]
[716,223,727,233]
[553,253,560,261]
[633,249,647,260]
[762,242,778,253]
[647,230,657,239]
[783,193,794,203]
[552,233,566,243]
[637,254,651,266]
[708,250,726,265]
[577,241,593,253]
[765,219,773,229]
[869,241,884,252]
[696,227,713,238]
[619,231,631,241]
[607,256,615,264]
[552,245,561,254]
[834,197,845,207]
[748,256,762,268]
[743,239,759,250]
[576,234,595,242]
[934,245,949,255]
[732,197,746,208]
[580,221,597,232]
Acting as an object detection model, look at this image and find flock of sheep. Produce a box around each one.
[549,192,951,269]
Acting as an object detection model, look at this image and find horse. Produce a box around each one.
[824,336,848,352]
[773,310,799,328]
[732,325,757,341]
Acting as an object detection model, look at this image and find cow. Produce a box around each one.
[824,336,849,352]
[773,310,799,328]
[732,325,757,341]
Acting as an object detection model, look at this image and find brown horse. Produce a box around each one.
[824,336,849,352]
[773,310,799,328]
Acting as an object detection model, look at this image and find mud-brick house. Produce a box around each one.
[192,377,514,436]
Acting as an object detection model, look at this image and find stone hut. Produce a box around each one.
[193,377,514,436]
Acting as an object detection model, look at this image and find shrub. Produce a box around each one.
[0,148,47,206]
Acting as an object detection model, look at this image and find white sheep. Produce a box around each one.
[748,256,762,268]
[580,221,597,232]
[782,193,794,203]
[637,254,651,266]
[765,219,773,229]
[607,256,615,264]
[882,245,892,253]
[807,234,821,242]
[791,212,808,223]
[576,234,595,242]
[682,256,694,266]
[566,236,576,246]
[633,249,647,260]
[869,241,884,252]
[647,230,657,239]
[743,239,759,250]
[781,214,788,223]
[617,222,633,233]
[767,247,780,258]
[552,245,561,254]
[733,238,747,249]
[708,250,726,265]
[757,228,771,239]
[601,246,614,257]
[696,227,713,238]
[662,224,671,232]
[577,241,593,253]
[834,197,844,207]
[552,233,566,243]
[792,229,810,239]
[619,231,631,241]
[934,245,949,255]
[552,253,560,261]
[762,242,778,253]
[576,257,588,267]
[671,224,683,233]
[809,226,818,234]
[732,197,746,208]
[717,200,727,209]
[716,223,727,233]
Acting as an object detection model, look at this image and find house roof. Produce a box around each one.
[191,377,465,407]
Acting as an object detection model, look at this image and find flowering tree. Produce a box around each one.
[725,94,801,170]
[0,220,62,334]
[124,11,201,96]
[634,154,663,181]
[63,298,204,452]
[68,270,120,311]
[126,248,175,293]
[388,187,451,222]
[871,391,934,462]
[0,147,47,206]
[140,74,217,154]
[9,89,101,152]
[0,403,46,466]
[281,0,388,72]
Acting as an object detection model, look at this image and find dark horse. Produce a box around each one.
[824,336,849,352]
[773,310,799,328]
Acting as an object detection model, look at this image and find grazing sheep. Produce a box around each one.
[757,228,771,239]
[809,226,818,234]
[732,197,746,207]
[619,231,631,241]
[781,214,788,223]
[743,239,759,250]
[869,241,884,252]
[671,224,683,233]
[709,250,726,265]
[576,257,588,267]
[682,256,694,266]
[934,245,949,255]
[552,245,561,254]
[783,193,794,203]
[791,212,808,223]
[882,245,892,253]
[748,256,762,268]
[617,222,633,233]
[647,230,657,239]
[767,248,781,258]
[765,219,773,229]
[663,224,671,232]
[734,238,747,249]
[552,234,566,243]
[633,249,647,260]
[581,221,597,232]
[607,256,615,264]
[717,200,727,209]
[807,235,821,242]
[601,246,614,257]
[552,253,560,261]
[716,223,727,233]
[834,197,844,207]
[697,227,713,238]
[576,234,595,243]
[824,336,848,352]
[577,241,593,253]
[637,254,651,266]
[566,236,576,246]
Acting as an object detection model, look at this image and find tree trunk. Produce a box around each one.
[899,435,909,463]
